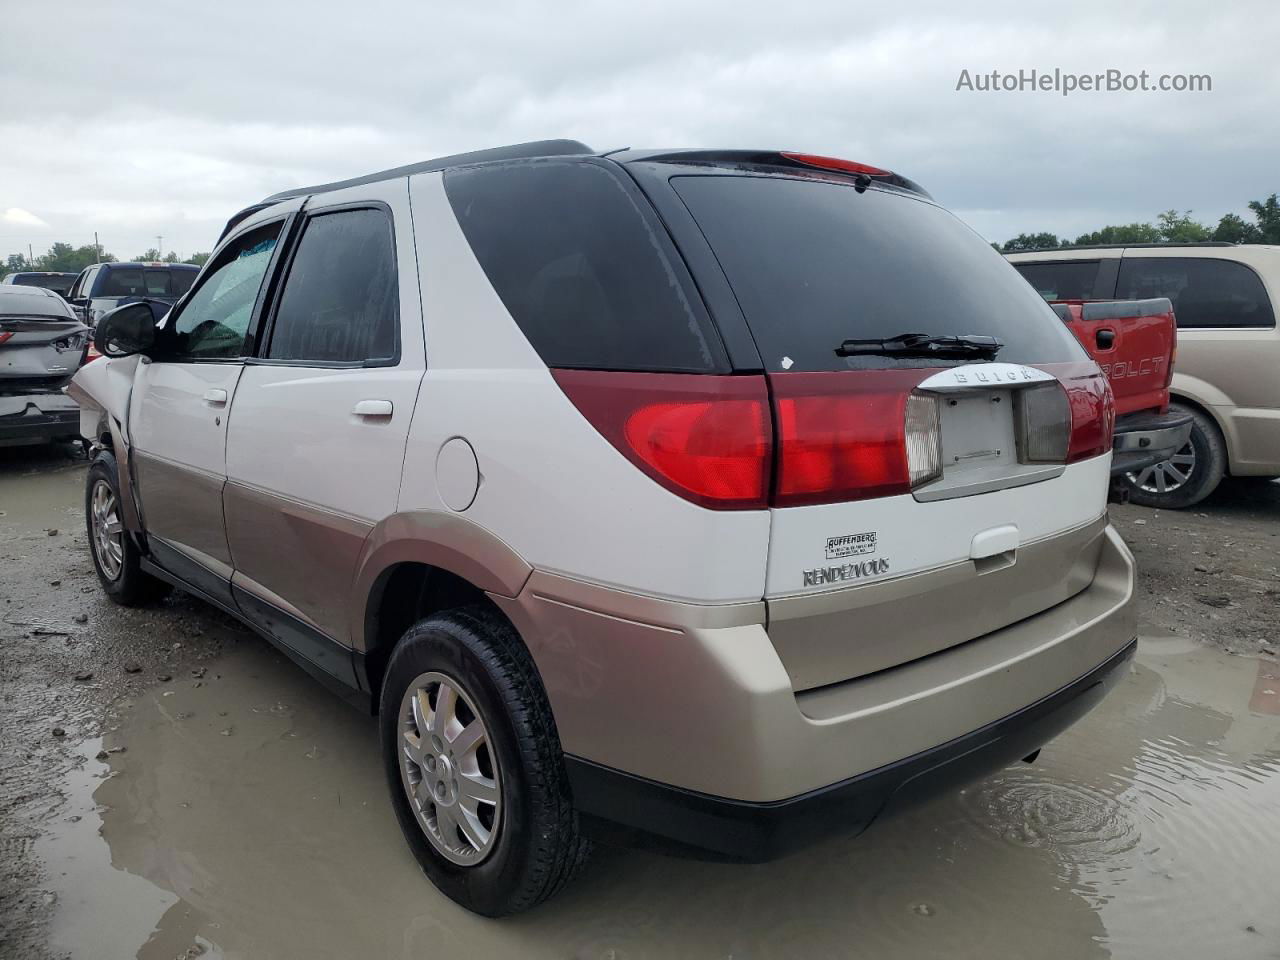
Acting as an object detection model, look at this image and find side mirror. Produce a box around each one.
[94,302,157,358]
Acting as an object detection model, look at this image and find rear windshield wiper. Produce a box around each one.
[835,332,1003,359]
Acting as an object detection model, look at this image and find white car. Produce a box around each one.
[70,140,1137,915]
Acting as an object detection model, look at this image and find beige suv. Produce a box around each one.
[1009,244,1280,507]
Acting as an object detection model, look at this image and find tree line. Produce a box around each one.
[998,193,1280,252]
[3,242,210,277]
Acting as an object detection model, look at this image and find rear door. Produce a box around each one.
[223,180,424,664]
[128,213,294,604]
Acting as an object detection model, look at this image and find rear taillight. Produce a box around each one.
[1015,382,1072,463]
[84,341,102,363]
[0,332,13,345]
[771,370,931,506]
[1037,362,1114,463]
[555,363,1113,512]
[552,370,772,509]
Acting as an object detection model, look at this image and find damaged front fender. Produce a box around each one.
[66,355,145,532]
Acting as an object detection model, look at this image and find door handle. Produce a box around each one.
[1095,329,1116,349]
[203,388,228,406]
[352,399,394,418]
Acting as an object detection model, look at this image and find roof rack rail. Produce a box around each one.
[217,139,594,243]
[1012,241,1238,254]
[260,138,594,204]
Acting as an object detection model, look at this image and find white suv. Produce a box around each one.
[71,140,1137,915]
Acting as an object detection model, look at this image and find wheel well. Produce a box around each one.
[1168,393,1230,473]
[361,562,498,709]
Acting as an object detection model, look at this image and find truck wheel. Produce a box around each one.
[85,452,171,605]
[1125,404,1226,509]
[379,605,590,916]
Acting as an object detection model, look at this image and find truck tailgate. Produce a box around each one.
[1052,298,1174,417]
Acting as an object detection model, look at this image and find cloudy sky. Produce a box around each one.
[1,0,1277,262]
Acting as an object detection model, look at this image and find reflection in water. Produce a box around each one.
[38,636,1280,960]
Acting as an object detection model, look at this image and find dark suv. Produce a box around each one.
[66,262,199,327]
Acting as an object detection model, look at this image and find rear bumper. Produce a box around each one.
[568,636,1135,862]
[532,523,1136,860]
[1111,410,1193,475]
[0,395,81,445]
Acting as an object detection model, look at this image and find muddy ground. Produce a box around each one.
[1,443,1278,959]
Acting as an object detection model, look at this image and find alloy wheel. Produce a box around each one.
[1128,440,1196,495]
[398,671,502,865]
[90,479,124,580]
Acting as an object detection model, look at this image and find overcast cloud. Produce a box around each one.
[1,0,1277,260]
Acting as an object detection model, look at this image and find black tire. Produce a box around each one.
[85,451,171,605]
[379,605,590,916]
[1125,403,1226,509]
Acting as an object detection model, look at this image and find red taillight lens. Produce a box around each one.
[771,370,932,506]
[553,370,771,509]
[780,152,892,177]
[0,331,13,344]
[84,342,102,363]
[1038,363,1114,462]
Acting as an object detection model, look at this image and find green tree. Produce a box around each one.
[1156,209,1211,243]
[1001,232,1061,253]
[1073,222,1163,246]
[1247,194,1280,243]
[33,242,114,273]
[162,251,183,263]
[134,247,163,262]
[1212,213,1263,243]
[186,252,210,266]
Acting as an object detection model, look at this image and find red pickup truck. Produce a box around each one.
[1050,297,1192,478]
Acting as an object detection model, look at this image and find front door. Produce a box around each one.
[129,215,291,604]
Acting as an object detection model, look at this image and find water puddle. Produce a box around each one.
[36,635,1280,959]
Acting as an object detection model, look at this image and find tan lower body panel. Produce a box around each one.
[131,451,234,569]
[767,517,1108,691]
[223,480,373,646]
[496,525,1136,803]
[1223,405,1280,475]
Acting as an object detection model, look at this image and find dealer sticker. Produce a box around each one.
[825,531,877,560]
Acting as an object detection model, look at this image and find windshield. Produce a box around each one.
[671,174,1086,372]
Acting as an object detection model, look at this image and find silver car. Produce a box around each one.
[0,285,88,445]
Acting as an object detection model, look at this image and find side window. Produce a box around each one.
[444,160,724,373]
[167,222,282,360]
[1013,260,1102,301]
[265,208,398,364]
[1117,257,1276,329]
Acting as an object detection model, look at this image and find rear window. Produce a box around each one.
[1117,257,1275,329]
[1013,260,1102,301]
[97,268,146,297]
[97,267,195,298]
[170,268,197,296]
[444,159,725,373]
[12,274,75,295]
[671,175,1086,372]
